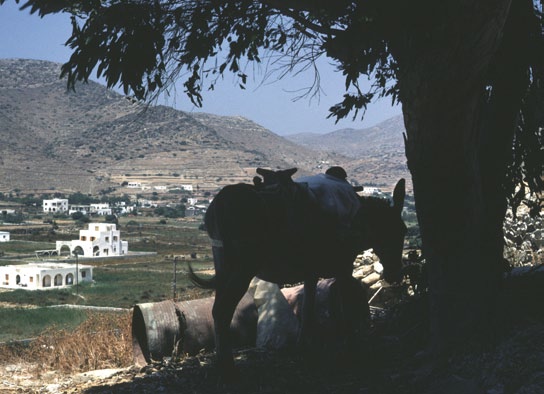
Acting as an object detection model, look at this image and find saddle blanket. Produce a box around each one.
[295,173,360,228]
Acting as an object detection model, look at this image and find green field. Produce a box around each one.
[0,307,89,342]
[0,217,216,340]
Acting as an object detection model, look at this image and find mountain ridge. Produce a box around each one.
[0,59,408,195]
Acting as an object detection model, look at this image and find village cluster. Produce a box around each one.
[0,192,210,291]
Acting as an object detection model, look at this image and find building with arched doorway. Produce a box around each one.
[0,263,93,290]
[55,222,128,258]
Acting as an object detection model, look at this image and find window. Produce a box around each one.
[81,236,86,241]
[90,236,96,241]
[29,277,33,283]
[95,226,99,231]
[81,271,87,278]
[105,237,109,242]
[113,236,118,241]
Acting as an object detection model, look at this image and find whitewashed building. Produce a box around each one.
[362,187,383,195]
[0,231,9,242]
[0,262,93,290]
[114,202,134,214]
[56,222,128,257]
[69,205,90,215]
[181,184,193,192]
[43,198,69,213]
[127,182,142,189]
[90,203,112,216]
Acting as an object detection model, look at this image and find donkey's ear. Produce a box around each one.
[285,168,298,177]
[256,168,273,177]
[393,178,406,212]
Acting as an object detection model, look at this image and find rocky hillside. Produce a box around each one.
[286,116,410,188]
[0,59,346,194]
[0,59,409,194]
[287,116,405,157]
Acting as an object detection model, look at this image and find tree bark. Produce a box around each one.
[390,0,522,353]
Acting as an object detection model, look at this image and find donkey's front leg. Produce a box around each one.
[298,276,318,349]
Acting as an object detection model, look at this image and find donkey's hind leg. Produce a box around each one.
[213,276,252,381]
[211,246,254,382]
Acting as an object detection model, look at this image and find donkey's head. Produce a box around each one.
[355,179,407,284]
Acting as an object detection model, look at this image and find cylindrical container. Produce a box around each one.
[132,293,257,366]
[281,277,369,342]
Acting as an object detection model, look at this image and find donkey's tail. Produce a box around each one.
[187,261,217,289]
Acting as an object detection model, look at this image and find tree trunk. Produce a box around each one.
[391,0,524,353]
[402,85,502,353]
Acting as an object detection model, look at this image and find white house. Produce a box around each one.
[0,231,9,242]
[362,187,383,195]
[56,222,128,258]
[43,198,69,213]
[114,202,134,214]
[139,199,157,208]
[0,262,93,290]
[69,205,90,215]
[127,182,142,189]
[181,184,193,192]
[90,203,112,216]
[187,198,198,206]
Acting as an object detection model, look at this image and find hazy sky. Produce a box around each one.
[0,1,401,136]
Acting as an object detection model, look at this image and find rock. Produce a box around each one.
[75,368,124,381]
[373,262,384,275]
[45,383,62,393]
[353,265,374,279]
[362,272,381,286]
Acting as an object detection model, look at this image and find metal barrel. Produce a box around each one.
[281,278,369,340]
[132,293,257,366]
[132,300,181,366]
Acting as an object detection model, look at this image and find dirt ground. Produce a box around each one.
[2,296,543,394]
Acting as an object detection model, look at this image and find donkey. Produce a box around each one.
[189,168,406,379]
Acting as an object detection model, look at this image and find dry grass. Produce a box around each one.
[0,312,133,375]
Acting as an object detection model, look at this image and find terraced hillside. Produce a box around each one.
[0,59,345,194]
